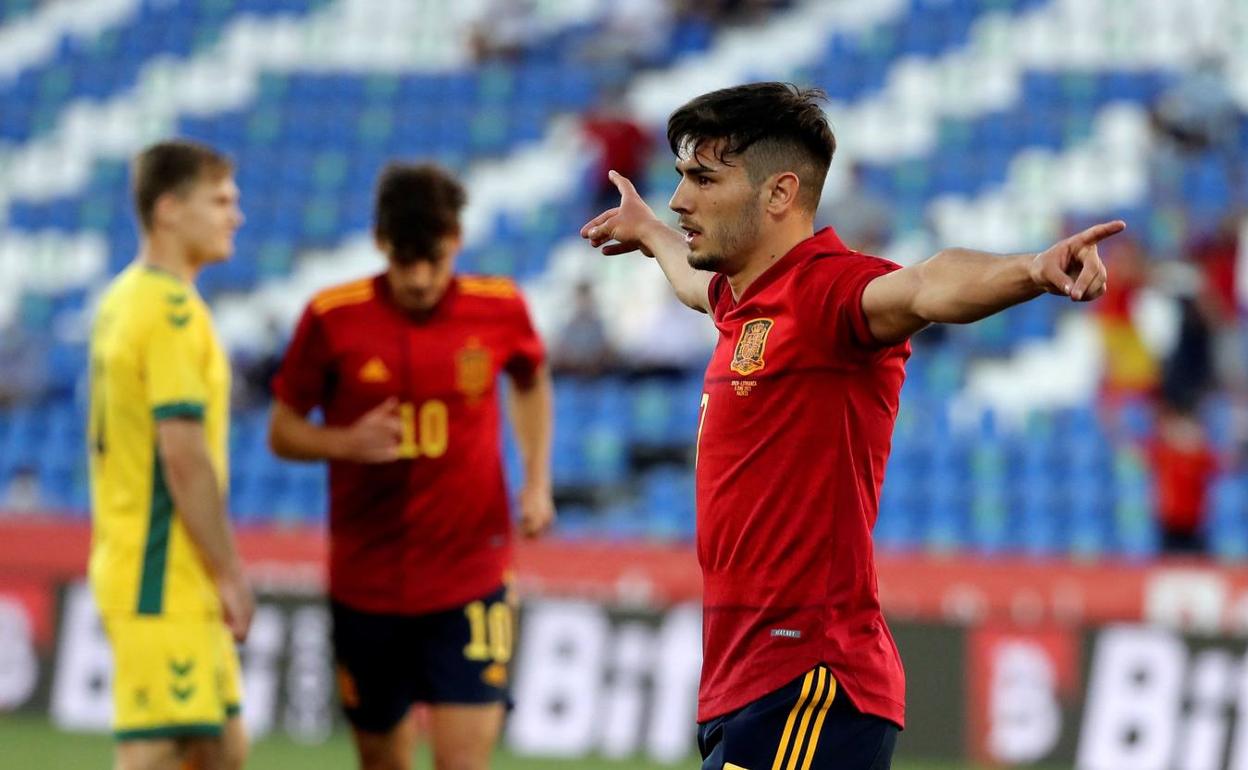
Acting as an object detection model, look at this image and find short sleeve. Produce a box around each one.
[504,294,546,388]
[147,307,208,421]
[272,305,332,415]
[799,253,902,351]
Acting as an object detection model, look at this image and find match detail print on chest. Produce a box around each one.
[729,317,775,397]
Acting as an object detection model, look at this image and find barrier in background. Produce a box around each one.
[4,517,1248,766]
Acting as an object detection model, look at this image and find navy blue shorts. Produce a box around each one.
[698,665,898,770]
[330,586,513,733]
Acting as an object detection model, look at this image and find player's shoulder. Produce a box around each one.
[105,266,201,330]
[800,248,901,285]
[455,275,529,314]
[456,274,523,302]
[308,277,378,317]
[106,264,183,300]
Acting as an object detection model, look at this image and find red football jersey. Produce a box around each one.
[696,228,910,727]
[272,274,544,615]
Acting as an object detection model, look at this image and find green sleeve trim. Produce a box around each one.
[135,455,174,615]
[152,401,205,421]
[225,703,242,718]
[115,723,223,741]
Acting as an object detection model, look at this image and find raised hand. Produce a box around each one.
[579,170,666,257]
[339,397,403,463]
[1029,220,1124,302]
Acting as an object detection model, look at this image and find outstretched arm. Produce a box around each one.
[580,171,712,313]
[861,220,1123,345]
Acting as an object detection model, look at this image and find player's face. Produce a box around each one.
[384,233,461,312]
[167,173,243,265]
[669,139,763,274]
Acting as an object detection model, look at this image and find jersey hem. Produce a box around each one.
[697,659,906,727]
[114,723,223,741]
[330,576,507,617]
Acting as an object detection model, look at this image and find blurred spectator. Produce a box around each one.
[1191,213,1246,393]
[0,329,49,406]
[3,465,42,514]
[1160,294,1216,411]
[620,295,715,378]
[469,0,539,63]
[233,319,285,410]
[580,95,653,212]
[1095,235,1159,401]
[580,0,673,68]
[682,0,795,25]
[1149,402,1218,554]
[1152,56,1241,158]
[552,282,616,377]
[1149,55,1244,203]
[818,161,892,255]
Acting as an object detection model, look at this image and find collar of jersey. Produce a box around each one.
[729,226,848,307]
[376,272,458,321]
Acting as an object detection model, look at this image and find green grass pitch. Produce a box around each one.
[0,715,1041,769]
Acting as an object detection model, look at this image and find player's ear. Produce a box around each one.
[374,234,392,256]
[765,171,801,215]
[152,190,183,230]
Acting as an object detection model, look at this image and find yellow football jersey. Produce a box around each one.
[88,264,230,618]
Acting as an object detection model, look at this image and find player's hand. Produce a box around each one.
[579,170,665,257]
[217,571,254,643]
[1029,220,1123,302]
[339,397,403,463]
[518,483,555,539]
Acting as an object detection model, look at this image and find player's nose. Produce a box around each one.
[668,179,692,215]
[404,261,435,290]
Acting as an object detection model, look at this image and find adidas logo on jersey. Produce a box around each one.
[359,357,391,383]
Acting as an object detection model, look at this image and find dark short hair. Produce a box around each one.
[667,82,836,212]
[374,163,467,264]
[131,140,232,231]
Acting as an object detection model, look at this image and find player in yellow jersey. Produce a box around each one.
[88,140,253,770]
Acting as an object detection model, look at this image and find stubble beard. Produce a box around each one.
[686,204,762,274]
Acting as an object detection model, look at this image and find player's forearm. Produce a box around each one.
[507,366,553,491]
[268,403,347,461]
[911,249,1042,324]
[161,445,243,581]
[640,221,712,313]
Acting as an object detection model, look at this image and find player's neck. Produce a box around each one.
[137,237,199,283]
[725,221,815,301]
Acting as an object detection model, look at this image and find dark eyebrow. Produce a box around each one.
[675,163,716,177]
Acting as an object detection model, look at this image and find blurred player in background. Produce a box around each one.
[268,162,554,770]
[88,140,253,770]
[582,82,1118,770]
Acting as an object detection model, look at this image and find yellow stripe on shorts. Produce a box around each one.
[770,667,837,770]
[799,672,837,770]
[770,670,814,770]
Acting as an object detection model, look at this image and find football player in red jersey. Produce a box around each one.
[268,163,554,770]
[581,82,1118,770]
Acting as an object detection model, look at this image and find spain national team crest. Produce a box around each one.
[456,337,492,401]
[731,318,775,376]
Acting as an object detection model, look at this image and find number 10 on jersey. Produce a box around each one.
[397,400,449,459]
